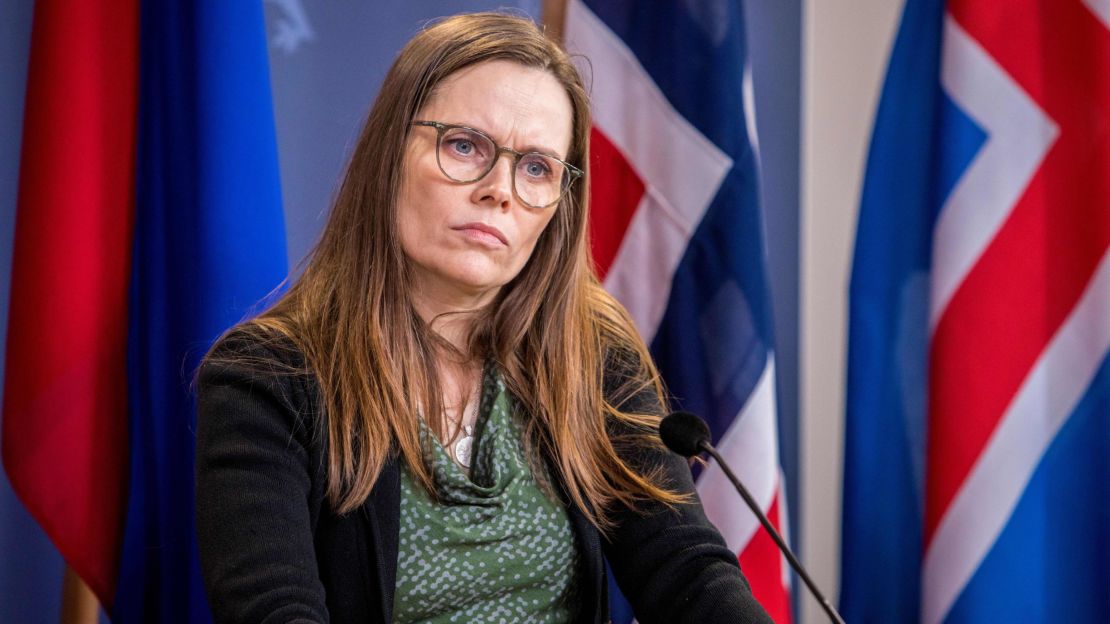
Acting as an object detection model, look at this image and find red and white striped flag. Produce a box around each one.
[563,1,793,620]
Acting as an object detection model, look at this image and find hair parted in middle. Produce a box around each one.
[216,11,684,530]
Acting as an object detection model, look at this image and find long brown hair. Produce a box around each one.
[215,12,682,529]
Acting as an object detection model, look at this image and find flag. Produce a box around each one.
[113,1,288,621]
[563,1,792,621]
[1,0,288,620]
[1,0,139,607]
[844,0,1110,621]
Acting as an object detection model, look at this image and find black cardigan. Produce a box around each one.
[195,332,773,624]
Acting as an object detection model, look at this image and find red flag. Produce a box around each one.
[1,0,139,607]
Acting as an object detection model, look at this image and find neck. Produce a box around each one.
[409,273,500,354]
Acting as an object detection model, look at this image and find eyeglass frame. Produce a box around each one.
[411,120,583,209]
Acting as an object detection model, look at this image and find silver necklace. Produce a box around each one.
[452,376,481,468]
[453,424,475,468]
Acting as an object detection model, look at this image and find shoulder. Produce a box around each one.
[202,324,311,385]
[199,324,319,428]
[601,344,666,419]
[204,324,306,369]
[585,283,666,417]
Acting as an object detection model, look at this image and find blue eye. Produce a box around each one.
[521,157,553,179]
[448,139,475,156]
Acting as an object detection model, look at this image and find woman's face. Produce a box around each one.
[396,59,574,306]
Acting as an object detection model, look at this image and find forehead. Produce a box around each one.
[419,60,574,157]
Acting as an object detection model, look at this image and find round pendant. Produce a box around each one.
[454,425,474,468]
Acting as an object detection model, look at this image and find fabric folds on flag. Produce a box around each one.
[563,1,792,621]
[841,1,943,620]
[112,2,288,622]
[2,0,286,620]
[845,0,1110,622]
[1,0,139,608]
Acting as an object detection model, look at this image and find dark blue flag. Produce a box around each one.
[113,2,288,621]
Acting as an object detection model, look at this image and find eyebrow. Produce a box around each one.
[450,120,566,161]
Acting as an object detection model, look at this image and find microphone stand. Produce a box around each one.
[699,441,846,624]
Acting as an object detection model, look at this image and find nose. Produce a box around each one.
[473,150,514,210]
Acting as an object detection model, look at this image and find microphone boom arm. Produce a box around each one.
[699,440,845,624]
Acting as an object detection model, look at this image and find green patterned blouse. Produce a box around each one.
[392,366,580,623]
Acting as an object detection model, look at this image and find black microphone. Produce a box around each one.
[659,411,845,624]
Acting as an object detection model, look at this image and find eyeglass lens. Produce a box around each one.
[438,126,569,208]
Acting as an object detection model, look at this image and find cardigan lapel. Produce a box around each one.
[361,457,401,623]
[566,500,608,624]
[543,453,608,624]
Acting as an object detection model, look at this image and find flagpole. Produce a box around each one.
[541,0,568,43]
[59,566,100,624]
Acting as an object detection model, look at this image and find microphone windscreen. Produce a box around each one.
[659,411,711,457]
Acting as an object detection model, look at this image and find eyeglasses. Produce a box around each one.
[411,120,583,209]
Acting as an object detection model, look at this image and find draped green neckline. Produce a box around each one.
[391,364,580,623]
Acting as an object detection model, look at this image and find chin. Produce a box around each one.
[448,271,508,294]
[437,257,511,293]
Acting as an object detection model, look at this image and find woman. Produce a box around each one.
[196,12,772,624]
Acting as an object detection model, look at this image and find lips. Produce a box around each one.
[452,222,508,246]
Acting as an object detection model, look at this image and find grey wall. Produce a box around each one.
[264,0,542,269]
[746,0,802,571]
